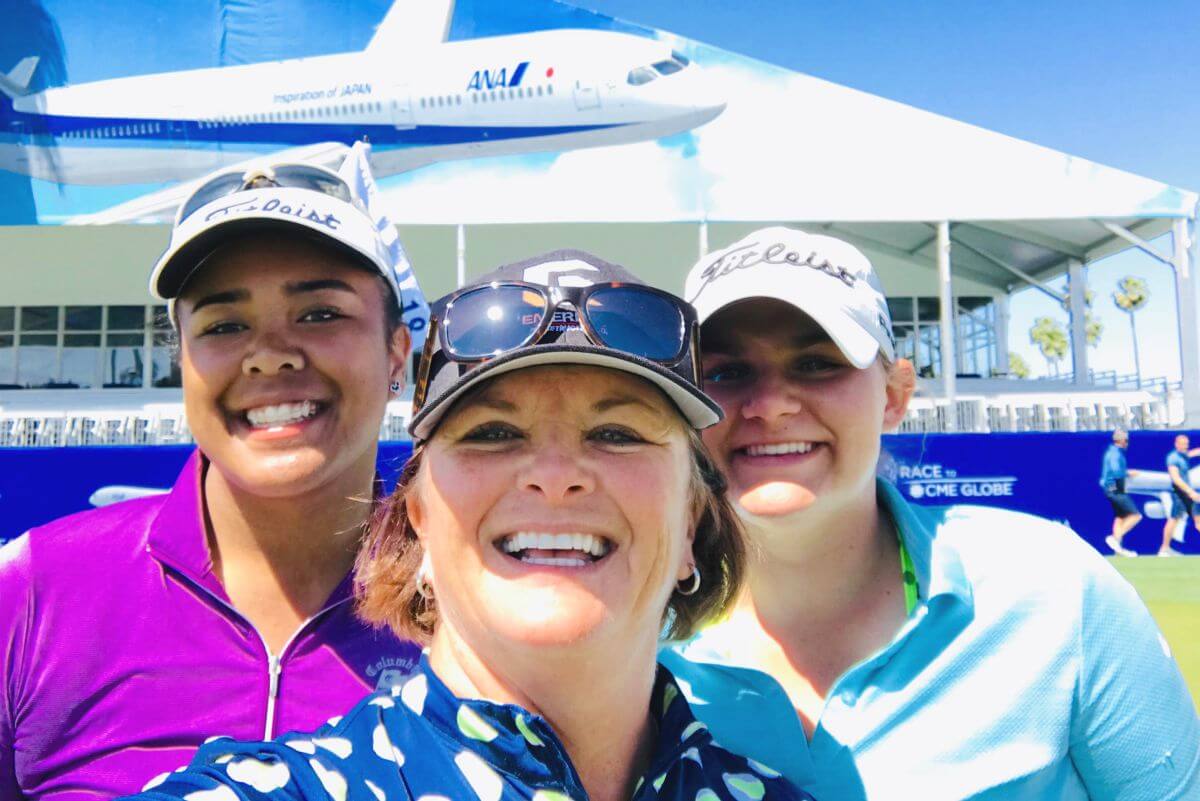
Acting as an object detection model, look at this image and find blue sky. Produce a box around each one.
[580,0,1200,383]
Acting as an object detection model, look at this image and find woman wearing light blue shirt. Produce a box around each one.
[660,226,1199,800]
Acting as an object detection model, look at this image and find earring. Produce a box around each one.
[416,555,434,600]
[676,566,701,596]
[390,379,402,394]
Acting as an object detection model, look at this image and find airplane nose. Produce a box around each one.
[673,65,726,121]
[695,99,727,124]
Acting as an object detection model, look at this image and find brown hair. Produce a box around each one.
[355,428,744,644]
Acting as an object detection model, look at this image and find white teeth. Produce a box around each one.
[499,532,610,560]
[744,442,814,457]
[245,401,320,428]
[523,557,589,568]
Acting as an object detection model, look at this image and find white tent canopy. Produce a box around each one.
[375,37,1199,425]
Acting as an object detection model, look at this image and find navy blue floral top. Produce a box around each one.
[123,657,816,801]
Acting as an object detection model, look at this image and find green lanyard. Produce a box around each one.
[898,536,920,616]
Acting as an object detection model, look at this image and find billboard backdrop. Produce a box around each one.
[4,431,1198,556]
[3,0,1192,226]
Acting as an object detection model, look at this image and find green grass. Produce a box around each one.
[1109,556,1200,708]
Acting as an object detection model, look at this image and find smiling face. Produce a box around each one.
[699,298,913,520]
[407,365,695,657]
[176,233,409,499]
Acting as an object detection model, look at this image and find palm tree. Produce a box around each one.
[1060,277,1103,347]
[1029,317,1069,376]
[1008,352,1031,379]
[1085,313,1103,348]
[1113,275,1150,386]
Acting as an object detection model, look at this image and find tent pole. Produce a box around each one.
[936,221,958,430]
[995,295,1010,376]
[1101,222,1173,265]
[456,224,466,288]
[948,234,1065,302]
[699,219,709,258]
[141,305,153,389]
[1173,216,1200,425]
[1067,259,1089,387]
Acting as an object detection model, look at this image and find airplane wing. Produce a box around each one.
[1126,471,1173,493]
[89,485,169,507]
[366,0,454,51]
[1126,467,1200,494]
[65,142,353,225]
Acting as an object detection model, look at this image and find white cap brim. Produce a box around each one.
[150,187,397,303]
[691,268,886,369]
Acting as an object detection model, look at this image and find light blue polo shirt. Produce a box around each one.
[660,480,1200,801]
[1100,443,1128,489]
[1168,450,1191,486]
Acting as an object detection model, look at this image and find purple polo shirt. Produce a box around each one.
[0,451,421,800]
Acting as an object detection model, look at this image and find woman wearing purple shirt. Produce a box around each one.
[0,163,421,799]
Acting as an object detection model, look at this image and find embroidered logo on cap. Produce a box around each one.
[522,260,598,288]
[203,195,341,231]
[691,240,857,301]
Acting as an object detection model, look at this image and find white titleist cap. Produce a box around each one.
[150,184,399,312]
[683,226,896,368]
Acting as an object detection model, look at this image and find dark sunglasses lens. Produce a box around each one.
[272,165,353,204]
[443,285,547,359]
[585,287,685,361]
[178,172,247,223]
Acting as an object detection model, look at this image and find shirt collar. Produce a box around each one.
[145,449,358,607]
[877,477,973,609]
[146,449,230,600]
[676,479,973,668]
[400,656,714,796]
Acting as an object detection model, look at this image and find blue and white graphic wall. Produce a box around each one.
[2,0,1190,226]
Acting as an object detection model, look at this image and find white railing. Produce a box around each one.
[0,399,416,448]
[0,390,1171,446]
[897,393,1167,434]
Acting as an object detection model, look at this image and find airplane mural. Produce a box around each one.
[0,0,723,224]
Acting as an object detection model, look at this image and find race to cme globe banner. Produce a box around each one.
[5,431,1200,556]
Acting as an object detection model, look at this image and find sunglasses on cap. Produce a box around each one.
[175,163,355,226]
[413,281,701,409]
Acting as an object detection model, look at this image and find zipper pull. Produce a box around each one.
[264,655,282,740]
[268,655,281,699]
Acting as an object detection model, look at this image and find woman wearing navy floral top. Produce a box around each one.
[123,252,818,801]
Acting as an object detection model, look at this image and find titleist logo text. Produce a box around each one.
[695,241,857,296]
[204,196,341,231]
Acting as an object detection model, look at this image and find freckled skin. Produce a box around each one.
[409,365,697,659]
[699,299,910,522]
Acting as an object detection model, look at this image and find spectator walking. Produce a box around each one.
[1101,429,1141,556]
[1162,433,1200,556]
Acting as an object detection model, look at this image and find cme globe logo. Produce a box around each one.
[898,463,1018,500]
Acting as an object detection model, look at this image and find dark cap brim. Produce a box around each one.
[409,344,723,441]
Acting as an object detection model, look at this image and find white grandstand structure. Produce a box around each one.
[2,6,1197,442]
